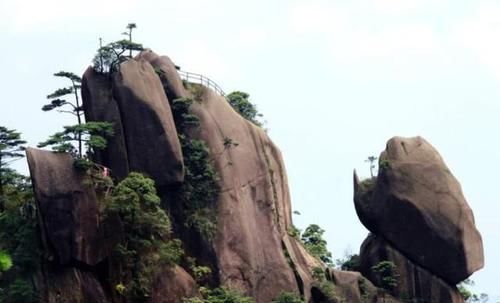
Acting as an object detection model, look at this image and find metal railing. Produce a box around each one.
[178,70,226,97]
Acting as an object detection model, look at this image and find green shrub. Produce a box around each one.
[317,280,337,301]
[0,173,40,303]
[336,254,360,271]
[184,287,254,303]
[312,267,326,281]
[301,224,333,266]
[105,172,182,301]
[192,266,212,285]
[171,98,220,240]
[0,251,12,271]
[371,261,398,292]
[287,225,301,240]
[226,91,263,127]
[272,292,304,303]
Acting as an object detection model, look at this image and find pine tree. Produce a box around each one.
[93,23,143,74]
[301,224,333,266]
[42,71,84,157]
[0,126,26,210]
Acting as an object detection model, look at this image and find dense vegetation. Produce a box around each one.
[0,128,39,302]
[104,172,183,301]
[184,287,254,303]
[171,96,220,240]
[301,224,333,266]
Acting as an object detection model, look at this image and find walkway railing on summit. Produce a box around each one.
[177,70,226,98]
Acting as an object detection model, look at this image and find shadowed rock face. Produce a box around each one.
[38,267,110,303]
[360,234,465,303]
[81,67,129,180]
[113,58,184,186]
[354,136,483,284]
[82,57,184,186]
[26,148,117,266]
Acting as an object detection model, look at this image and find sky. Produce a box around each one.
[1,0,499,299]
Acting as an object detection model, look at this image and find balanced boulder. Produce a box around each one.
[354,136,483,284]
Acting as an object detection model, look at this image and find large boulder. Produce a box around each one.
[353,136,483,283]
[136,50,187,101]
[26,148,117,265]
[152,265,200,303]
[81,67,129,179]
[359,234,465,303]
[329,270,376,303]
[187,87,300,302]
[354,137,484,284]
[112,58,184,186]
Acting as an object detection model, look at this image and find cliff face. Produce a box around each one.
[25,51,484,303]
[82,50,315,302]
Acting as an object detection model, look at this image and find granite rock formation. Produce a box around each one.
[26,148,117,266]
[25,50,484,303]
[359,234,465,303]
[354,136,483,284]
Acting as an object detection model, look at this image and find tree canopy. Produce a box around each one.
[226,91,263,127]
[0,126,26,210]
[301,224,333,266]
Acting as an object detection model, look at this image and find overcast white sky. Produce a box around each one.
[1,0,499,299]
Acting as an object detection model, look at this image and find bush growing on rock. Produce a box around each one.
[105,172,183,301]
[271,292,305,303]
[301,224,333,266]
[226,91,263,127]
[171,97,220,240]
[184,287,254,303]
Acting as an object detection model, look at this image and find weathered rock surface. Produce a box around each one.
[188,87,301,302]
[38,267,110,303]
[113,58,184,186]
[136,50,187,101]
[82,67,129,179]
[360,234,465,303]
[26,148,116,265]
[283,235,323,301]
[353,136,483,283]
[152,265,200,303]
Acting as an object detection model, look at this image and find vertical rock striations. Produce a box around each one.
[81,67,129,179]
[82,56,185,187]
[113,58,184,186]
[187,87,302,302]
